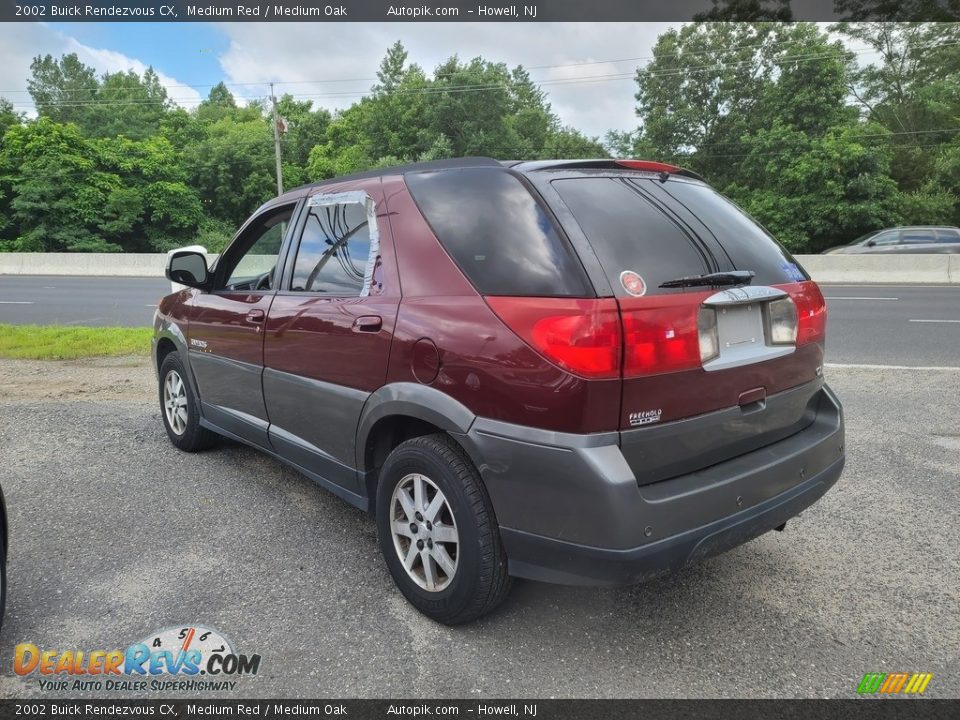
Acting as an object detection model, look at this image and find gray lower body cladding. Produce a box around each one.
[456,381,844,586]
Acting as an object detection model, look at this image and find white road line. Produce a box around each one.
[824,296,898,300]
[825,363,960,371]
[0,301,34,304]
[145,304,158,308]
[909,319,960,324]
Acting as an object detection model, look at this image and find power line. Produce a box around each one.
[2,134,957,183]
[0,31,883,97]
[668,139,957,161]
[6,37,955,110]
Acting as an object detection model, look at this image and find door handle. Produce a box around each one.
[246,309,265,323]
[353,315,382,332]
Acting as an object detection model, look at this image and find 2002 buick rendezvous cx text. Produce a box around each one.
[153,157,845,624]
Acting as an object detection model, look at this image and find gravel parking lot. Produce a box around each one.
[0,357,957,699]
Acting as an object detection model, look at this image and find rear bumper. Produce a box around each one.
[456,382,844,586]
[501,456,843,585]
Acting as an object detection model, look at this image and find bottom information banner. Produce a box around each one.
[0,700,956,720]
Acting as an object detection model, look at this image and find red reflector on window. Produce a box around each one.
[485,297,622,379]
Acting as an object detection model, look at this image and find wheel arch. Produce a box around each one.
[356,383,478,508]
[153,321,202,402]
[155,336,178,370]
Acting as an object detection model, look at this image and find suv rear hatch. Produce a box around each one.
[544,165,827,486]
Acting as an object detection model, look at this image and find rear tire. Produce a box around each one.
[158,352,217,452]
[376,434,512,625]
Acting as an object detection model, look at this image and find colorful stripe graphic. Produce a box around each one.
[857,672,932,695]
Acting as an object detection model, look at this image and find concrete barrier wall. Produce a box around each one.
[795,254,960,284]
[1,252,959,284]
[0,252,218,278]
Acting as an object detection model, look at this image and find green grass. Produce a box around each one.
[0,324,152,360]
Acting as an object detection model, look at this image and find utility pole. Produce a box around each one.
[270,82,283,196]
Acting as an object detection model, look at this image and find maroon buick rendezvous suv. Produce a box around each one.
[153,157,845,624]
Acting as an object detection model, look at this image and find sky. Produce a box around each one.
[0,21,682,139]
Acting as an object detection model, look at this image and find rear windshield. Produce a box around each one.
[405,168,591,296]
[551,177,710,296]
[648,179,808,285]
[551,176,807,296]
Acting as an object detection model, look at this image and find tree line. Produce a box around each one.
[0,22,958,255]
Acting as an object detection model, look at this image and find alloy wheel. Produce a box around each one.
[390,473,460,592]
[163,370,188,436]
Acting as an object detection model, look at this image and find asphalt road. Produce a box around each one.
[1,276,959,367]
[823,285,960,367]
[0,358,957,699]
[0,276,171,327]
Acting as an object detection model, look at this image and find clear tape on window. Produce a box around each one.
[307,191,380,297]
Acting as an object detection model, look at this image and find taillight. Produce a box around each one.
[621,293,711,377]
[697,307,719,362]
[766,297,798,345]
[485,297,622,379]
[788,281,827,346]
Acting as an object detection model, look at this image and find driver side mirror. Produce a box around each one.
[865,239,876,247]
[166,250,210,289]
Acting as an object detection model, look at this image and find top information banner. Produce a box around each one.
[2,0,958,23]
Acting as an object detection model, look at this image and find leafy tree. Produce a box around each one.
[0,98,21,139]
[0,119,112,251]
[694,0,793,20]
[275,94,332,169]
[184,116,276,226]
[0,98,20,238]
[87,68,172,140]
[626,22,930,249]
[541,127,607,159]
[931,135,960,223]
[27,54,99,129]
[834,0,960,21]
[0,118,202,252]
[306,44,607,180]
[28,55,172,140]
[833,22,960,190]
[7,33,957,256]
[633,23,855,181]
[95,134,204,251]
[726,123,901,252]
[195,82,240,124]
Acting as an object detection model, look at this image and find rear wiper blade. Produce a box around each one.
[659,270,755,289]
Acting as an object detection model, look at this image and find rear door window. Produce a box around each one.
[550,177,710,296]
[936,228,960,243]
[290,197,376,295]
[405,168,591,297]
[901,229,936,244]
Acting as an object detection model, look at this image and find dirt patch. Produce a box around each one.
[0,356,154,403]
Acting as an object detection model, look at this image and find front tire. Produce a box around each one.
[376,434,512,624]
[158,352,217,452]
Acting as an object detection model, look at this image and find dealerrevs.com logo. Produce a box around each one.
[14,625,261,692]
